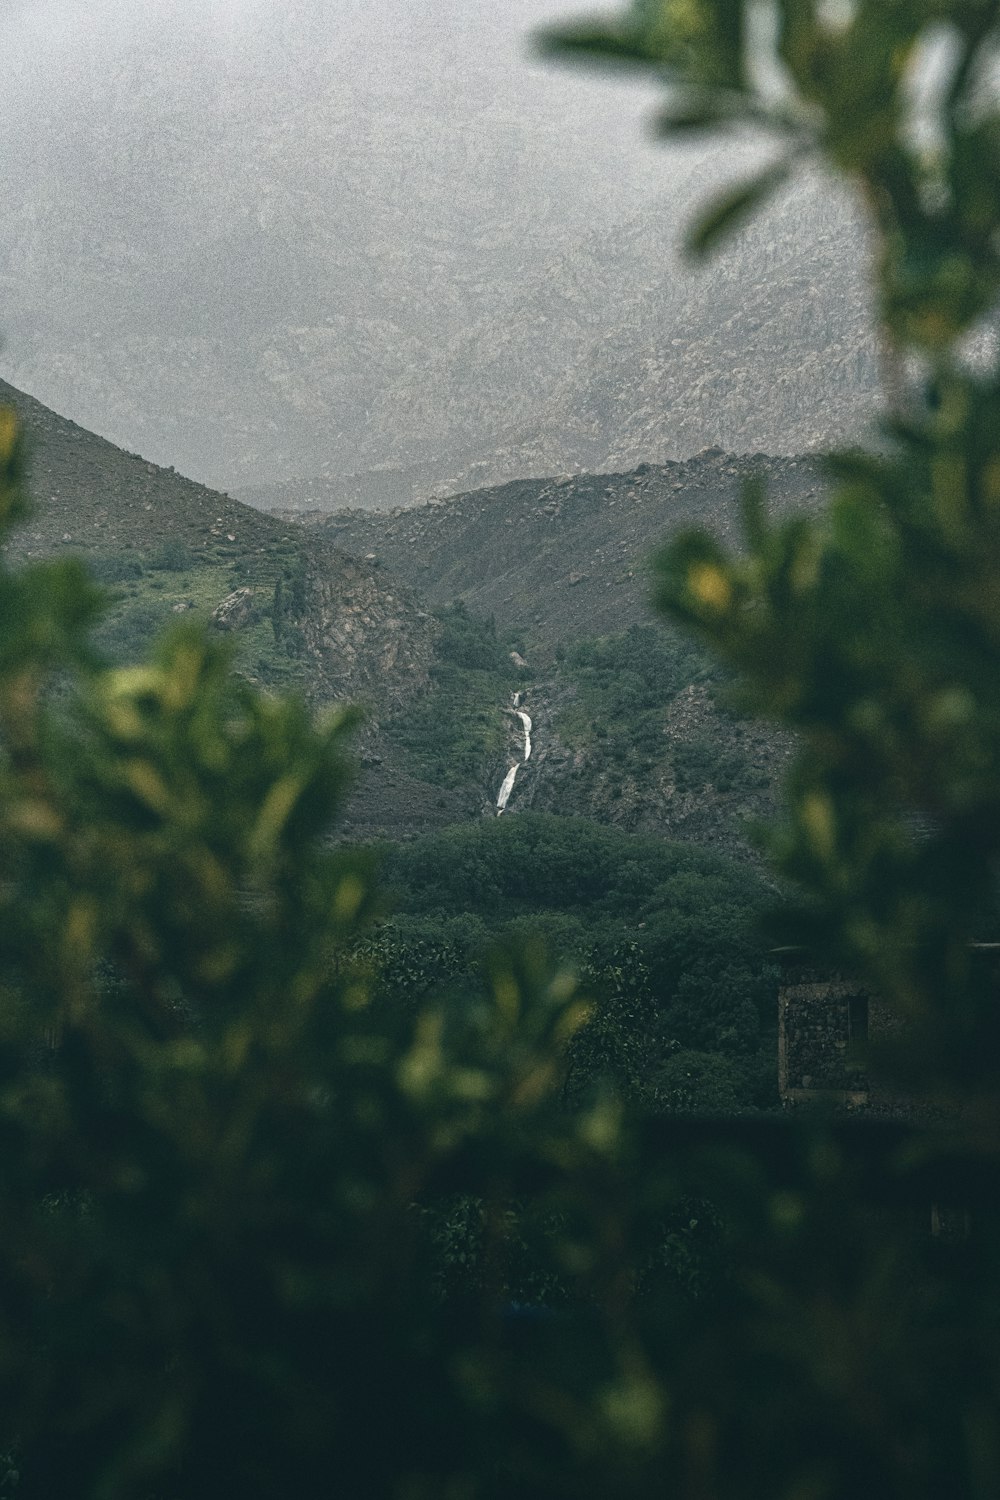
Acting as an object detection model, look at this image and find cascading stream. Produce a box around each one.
[495,698,533,815]
[496,765,519,814]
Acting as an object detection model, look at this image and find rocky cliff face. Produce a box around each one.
[293,552,434,715]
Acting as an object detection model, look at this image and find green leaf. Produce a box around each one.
[654,93,731,134]
[534,22,670,71]
[685,160,791,257]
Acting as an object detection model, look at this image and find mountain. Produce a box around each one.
[241,167,879,510]
[0,374,819,856]
[360,169,878,478]
[2,374,481,838]
[0,0,662,490]
[3,3,878,501]
[278,447,823,654]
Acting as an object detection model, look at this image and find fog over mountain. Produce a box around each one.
[0,0,876,495]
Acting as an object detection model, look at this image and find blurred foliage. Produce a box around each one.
[542,0,1000,1098]
[0,394,648,1494]
[546,0,1000,1494]
[3,2,1000,1497]
[1,406,753,1498]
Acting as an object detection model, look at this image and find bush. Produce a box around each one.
[375,816,777,1112]
[147,537,193,571]
[650,1049,747,1115]
[433,600,506,671]
[383,602,520,786]
[91,600,165,663]
[88,552,145,584]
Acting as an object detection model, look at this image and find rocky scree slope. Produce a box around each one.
[280,448,824,654]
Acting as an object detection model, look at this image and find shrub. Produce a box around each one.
[88,552,145,584]
[147,537,193,571]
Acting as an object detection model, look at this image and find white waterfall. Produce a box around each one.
[517,710,532,762]
[495,699,533,815]
[496,764,520,814]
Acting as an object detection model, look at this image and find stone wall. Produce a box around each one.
[778,971,871,1106]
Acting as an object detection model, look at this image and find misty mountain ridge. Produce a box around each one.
[0,0,665,489]
[1,0,880,500]
[239,166,880,510]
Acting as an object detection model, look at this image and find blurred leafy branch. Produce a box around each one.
[0,408,627,1494]
[542,0,1000,1107]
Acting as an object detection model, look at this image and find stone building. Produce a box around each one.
[777,960,905,1111]
[778,969,871,1106]
[778,945,999,1112]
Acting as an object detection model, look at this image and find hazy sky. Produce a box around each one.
[1,0,666,175]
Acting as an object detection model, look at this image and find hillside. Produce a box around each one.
[277,449,820,850]
[1,377,435,717]
[278,448,823,652]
